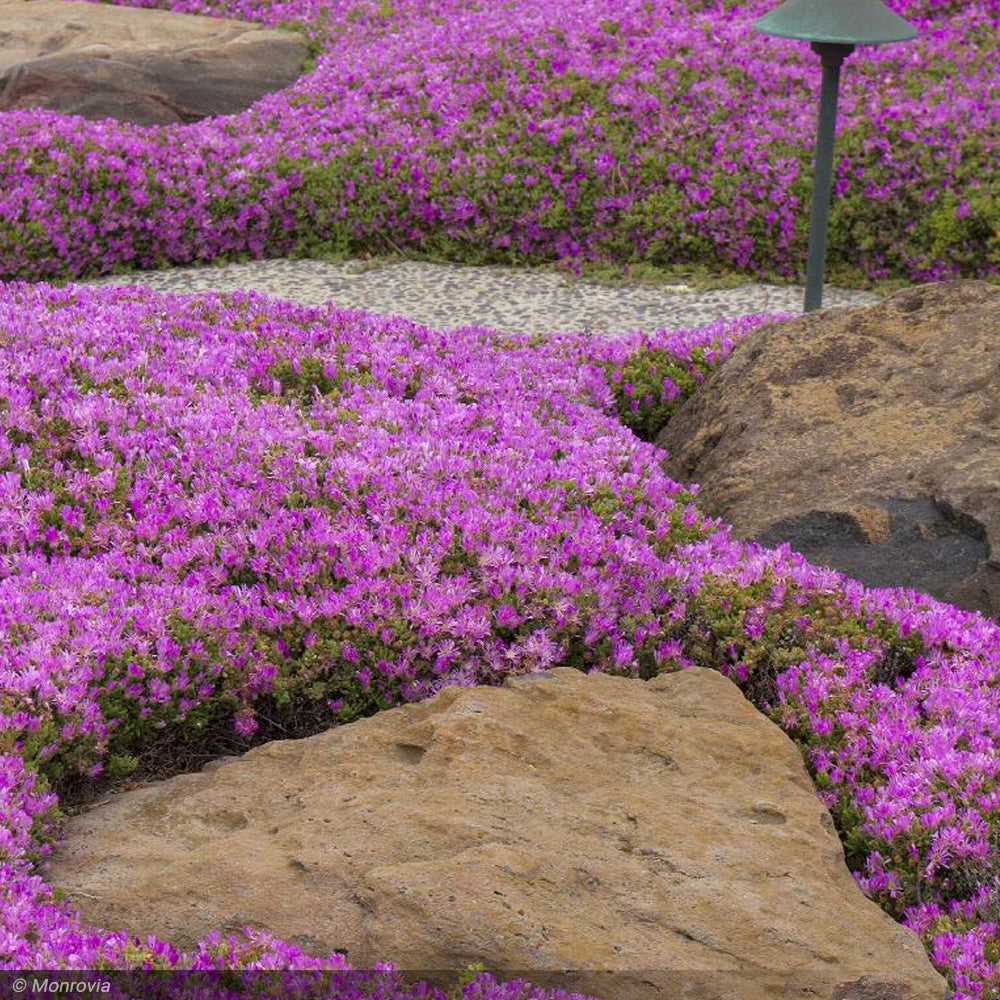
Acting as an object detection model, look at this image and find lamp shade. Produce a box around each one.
[753,0,917,45]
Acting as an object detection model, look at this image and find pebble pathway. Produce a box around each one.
[83,257,883,335]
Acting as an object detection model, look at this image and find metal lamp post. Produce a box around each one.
[753,0,917,312]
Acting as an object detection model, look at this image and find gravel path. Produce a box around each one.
[83,257,882,335]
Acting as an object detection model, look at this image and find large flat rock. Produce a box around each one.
[49,668,945,1000]
[0,0,307,124]
[657,280,1000,618]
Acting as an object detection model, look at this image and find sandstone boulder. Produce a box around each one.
[50,668,945,1000]
[0,1,307,125]
[657,280,1000,618]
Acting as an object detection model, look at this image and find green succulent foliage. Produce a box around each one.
[820,774,882,874]
[829,123,1000,283]
[610,345,714,441]
[668,570,929,707]
[261,356,342,403]
[451,964,489,999]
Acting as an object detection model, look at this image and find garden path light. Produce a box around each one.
[753,0,917,311]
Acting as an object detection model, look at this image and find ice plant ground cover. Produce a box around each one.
[0,283,998,997]
[0,1,998,994]
[0,0,996,285]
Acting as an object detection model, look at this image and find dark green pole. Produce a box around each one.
[803,41,854,312]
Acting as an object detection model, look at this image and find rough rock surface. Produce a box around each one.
[657,280,1000,618]
[50,668,945,1000]
[0,1,307,124]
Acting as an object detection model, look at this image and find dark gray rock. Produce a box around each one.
[656,280,1000,618]
[753,496,990,598]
